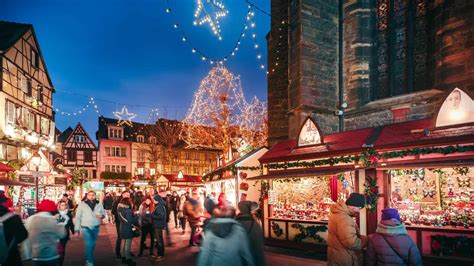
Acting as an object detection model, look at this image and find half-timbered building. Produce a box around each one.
[56,123,98,179]
[0,21,55,161]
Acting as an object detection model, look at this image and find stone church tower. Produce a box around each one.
[267,0,474,146]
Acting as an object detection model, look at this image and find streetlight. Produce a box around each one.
[31,152,42,205]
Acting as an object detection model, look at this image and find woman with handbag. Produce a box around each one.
[138,196,155,257]
[118,197,138,266]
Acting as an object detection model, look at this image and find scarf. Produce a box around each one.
[85,200,97,211]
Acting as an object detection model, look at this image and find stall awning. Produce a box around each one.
[0,163,14,173]
[247,166,354,181]
[260,119,474,164]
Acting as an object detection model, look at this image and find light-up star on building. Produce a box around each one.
[113,106,136,127]
[193,0,228,40]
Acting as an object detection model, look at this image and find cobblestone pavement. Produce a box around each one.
[63,222,326,265]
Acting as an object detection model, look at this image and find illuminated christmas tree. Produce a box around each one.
[182,65,267,162]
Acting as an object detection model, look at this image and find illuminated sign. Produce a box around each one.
[298,117,322,147]
[436,88,474,127]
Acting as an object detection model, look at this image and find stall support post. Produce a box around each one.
[34,166,40,205]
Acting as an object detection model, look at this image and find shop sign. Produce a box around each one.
[19,175,35,184]
[54,177,67,186]
[298,117,323,147]
[268,190,278,205]
[105,182,128,188]
[84,181,104,191]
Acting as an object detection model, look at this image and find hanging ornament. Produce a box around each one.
[239,172,248,180]
[342,178,349,190]
[113,106,136,127]
[193,0,228,40]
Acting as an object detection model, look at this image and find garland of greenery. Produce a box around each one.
[431,235,474,257]
[201,145,474,182]
[271,221,284,237]
[364,176,380,212]
[291,223,327,243]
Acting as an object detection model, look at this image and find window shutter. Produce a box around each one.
[6,102,16,125]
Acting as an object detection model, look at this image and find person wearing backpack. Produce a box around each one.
[366,208,422,266]
[0,191,28,266]
[236,201,265,266]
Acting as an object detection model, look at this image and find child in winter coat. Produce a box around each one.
[366,208,422,266]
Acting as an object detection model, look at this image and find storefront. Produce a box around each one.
[202,147,268,206]
[256,88,474,263]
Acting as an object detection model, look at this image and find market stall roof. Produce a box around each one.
[162,173,202,183]
[260,119,474,164]
[247,165,355,181]
[204,147,268,181]
[0,163,14,173]
[0,178,33,186]
[260,127,374,163]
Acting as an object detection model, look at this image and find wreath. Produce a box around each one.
[364,176,380,212]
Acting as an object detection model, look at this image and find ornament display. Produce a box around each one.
[113,106,137,127]
[239,182,249,191]
[364,176,380,212]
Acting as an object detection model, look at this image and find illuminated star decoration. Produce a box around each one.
[113,106,137,127]
[193,0,228,40]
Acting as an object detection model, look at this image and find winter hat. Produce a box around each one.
[37,199,57,213]
[381,208,401,222]
[345,193,366,208]
[238,201,252,214]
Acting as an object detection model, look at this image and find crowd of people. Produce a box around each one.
[0,188,424,266]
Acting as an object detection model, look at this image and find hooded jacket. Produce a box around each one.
[327,200,365,266]
[152,196,167,229]
[75,200,105,231]
[236,202,266,266]
[0,208,28,265]
[366,220,422,266]
[118,203,136,239]
[24,212,66,261]
[197,218,255,266]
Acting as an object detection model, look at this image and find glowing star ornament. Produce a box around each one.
[113,106,137,127]
[193,0,228,40]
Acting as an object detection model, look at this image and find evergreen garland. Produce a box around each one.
[364,176,380,212]
[291,223,327,243]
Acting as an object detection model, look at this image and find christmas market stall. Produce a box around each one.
[253,117,365,250]
[202,147,268,206]
[162,172,204,192]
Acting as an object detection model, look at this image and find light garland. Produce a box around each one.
[181,65,267,162]
[163,1,267,72]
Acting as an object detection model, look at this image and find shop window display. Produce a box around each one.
[390,167,474,228]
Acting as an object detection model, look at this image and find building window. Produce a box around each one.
[120,147,127,157]
[0,144,5,160]
[105,165,110,172]
[67,150,76,161]
[150,168,156,176]
[137,167,144,175]
[121,166,126,172]
[23,109,35,131]
[136,135,144,143]
[105,146,125,157]
[195,153,200,160]
[74,135,85,143]
[40,117,49,135]
[149,137,157,144]
[108,127,123,139]
[31,49,39,68]
[194,167,199,175]
[137,150,145,162]
[185,153,190,160]
[20,75,32,96]
[5,101,16,126]
[36,85,43,103]
[84,150,93,162]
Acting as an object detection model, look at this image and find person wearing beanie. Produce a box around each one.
[24,199,66,265]
[151,193,168,262]
[0,191,28,265]
[327,192,368,266]
[366,208,422,266]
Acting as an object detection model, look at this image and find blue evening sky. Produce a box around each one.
[0,0,269,138]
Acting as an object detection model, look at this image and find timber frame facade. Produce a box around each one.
[56,123,98,179]
[0,21,55,161]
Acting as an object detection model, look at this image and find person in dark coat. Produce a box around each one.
[133,191,144,211]
[118,197,137,266]
[138,196,155,257]
[57,200,75,266]
[152,194,167,262]
[112,190,130,258]
[236,201,266,266]
[366,208,422,266]
[103,192,115,224]
[170,191,180,228]
[61,193,74,211]
[0,191,28,266]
